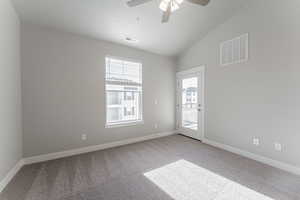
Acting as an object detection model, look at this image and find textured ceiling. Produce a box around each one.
[12,0,247,56]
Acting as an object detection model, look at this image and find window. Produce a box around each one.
[105,57,143,127]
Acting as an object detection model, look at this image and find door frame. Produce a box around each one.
[176,66,205,140]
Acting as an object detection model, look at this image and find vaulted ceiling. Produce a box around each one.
[12,0,248,56]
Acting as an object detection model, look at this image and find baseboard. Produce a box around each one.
[3,133,298,193]
[1,131,176,193]
[23,131,176,165]
[202,138,300,176]
[0,159,24,193]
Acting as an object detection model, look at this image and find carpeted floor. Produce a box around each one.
[1,134,300,200]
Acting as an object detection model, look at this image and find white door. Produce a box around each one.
[176,67,205,140]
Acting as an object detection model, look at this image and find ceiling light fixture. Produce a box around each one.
[126,0,210,23]
[159,0,184,12]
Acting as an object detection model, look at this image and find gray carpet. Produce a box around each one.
[1,135,300,200]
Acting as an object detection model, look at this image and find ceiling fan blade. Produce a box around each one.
[126,0,153,7]
[161,2,172,23]
[186,0,210,6]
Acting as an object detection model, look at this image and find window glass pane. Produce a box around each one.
[107,91,122,105]
[106,57,142,126]
[107,107,121,122]
[182,77,198,130]
[110,59,123,74]
[106,89,141,124]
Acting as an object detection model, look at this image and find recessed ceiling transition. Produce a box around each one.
[12,0,248,56]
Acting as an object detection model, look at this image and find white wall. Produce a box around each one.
[21,24,176,157]
[178,0,300,167]
[0,0,22,182]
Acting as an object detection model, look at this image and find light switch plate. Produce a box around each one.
[81,134,87,141]
[274,142,282,151]
[253,138,259,146]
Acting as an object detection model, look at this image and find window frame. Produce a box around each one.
[105,56,143,128]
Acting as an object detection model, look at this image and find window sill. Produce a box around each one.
[105,121,144,129]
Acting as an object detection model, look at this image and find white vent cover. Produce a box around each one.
[220,33,248,66]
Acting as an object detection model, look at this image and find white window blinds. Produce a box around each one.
[105,58,142,86]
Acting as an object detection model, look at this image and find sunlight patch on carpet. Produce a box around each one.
[144,160,273,200]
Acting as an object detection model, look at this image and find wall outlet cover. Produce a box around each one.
[81,134,87,141]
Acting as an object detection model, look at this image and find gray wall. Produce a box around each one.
[178,0,300,167]
[0,0,22,182]
[21,24,176,157]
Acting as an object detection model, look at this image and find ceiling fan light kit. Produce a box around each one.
[159,0,184,12]
[126,0,210,23]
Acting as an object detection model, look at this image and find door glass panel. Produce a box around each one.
[182,77,198,130]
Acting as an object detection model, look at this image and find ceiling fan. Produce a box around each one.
[126,0,210,23]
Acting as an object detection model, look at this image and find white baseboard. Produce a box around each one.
[203,138,300,176]
[23,131,176,165]
[0,159,24,193]
[2,133,298,193]
[0,131,176,193]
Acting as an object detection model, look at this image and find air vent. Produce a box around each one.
[124,37,139,43]
[220,33,248,66]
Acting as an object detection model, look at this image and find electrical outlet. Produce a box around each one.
[81,134,87,141]
[253,138,259,146]
[154,99,158,105]
[154,123,158,129]
[274,142,282,151]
